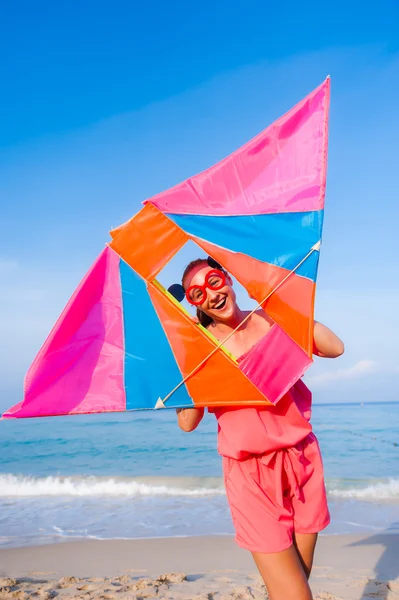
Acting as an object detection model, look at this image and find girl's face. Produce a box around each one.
[183,264,238,323]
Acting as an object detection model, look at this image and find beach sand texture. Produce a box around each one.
[0,534,398,600]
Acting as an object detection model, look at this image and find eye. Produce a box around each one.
[192,289,204,302]
[209,277,222,288]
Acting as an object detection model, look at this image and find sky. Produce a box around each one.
[1,0,399,409]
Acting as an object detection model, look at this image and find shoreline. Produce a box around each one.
[1,533,398,599]
[1,526,398,550]
[2,509,399,551]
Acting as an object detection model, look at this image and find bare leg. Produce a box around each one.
[252,544,313,600]
[293,532,318,579]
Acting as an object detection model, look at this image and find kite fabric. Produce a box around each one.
[3,78,330,419]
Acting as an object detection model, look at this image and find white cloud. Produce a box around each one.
[306,360,378,386]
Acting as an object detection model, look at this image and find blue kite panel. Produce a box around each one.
[120,260,193,409]
[168,210,323,281]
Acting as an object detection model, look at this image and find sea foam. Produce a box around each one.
[328,478,399,501]
[0,473,225,498]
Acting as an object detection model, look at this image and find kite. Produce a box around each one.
[2,78,330,419]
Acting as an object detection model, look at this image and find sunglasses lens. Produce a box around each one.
[208,274,224,289]
[189,288,205,304]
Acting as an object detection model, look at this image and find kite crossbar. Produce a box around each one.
[155,241,321,408]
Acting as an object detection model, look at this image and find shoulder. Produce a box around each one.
[252,309,274,327]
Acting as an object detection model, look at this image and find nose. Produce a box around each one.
[206,288,220,304]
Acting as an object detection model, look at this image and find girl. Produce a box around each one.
[175,257,344,600]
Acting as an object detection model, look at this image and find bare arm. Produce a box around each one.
[313,321,344,358]
[176,407,205,432]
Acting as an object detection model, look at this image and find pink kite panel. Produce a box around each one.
[3,247,125,419]
[147,79,329,216]
[238,324,312,405]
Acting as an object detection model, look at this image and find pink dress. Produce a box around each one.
[209,379,330,554]
[209,379,312,459]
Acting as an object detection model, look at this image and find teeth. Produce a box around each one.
[214,298,226,309]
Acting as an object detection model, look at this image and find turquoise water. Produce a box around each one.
[1,402,398,548]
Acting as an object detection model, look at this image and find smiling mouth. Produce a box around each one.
[213,297,227,310]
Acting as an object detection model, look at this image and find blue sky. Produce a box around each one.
[1,0,399,408]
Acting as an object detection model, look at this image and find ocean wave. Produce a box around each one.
[2,473,399,502]
[328,478,399,501]
[0,474,225,498]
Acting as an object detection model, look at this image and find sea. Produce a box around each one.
[1,402,398,548]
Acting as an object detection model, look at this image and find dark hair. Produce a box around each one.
[182,257,227,328]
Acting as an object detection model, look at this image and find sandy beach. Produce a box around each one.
[0,533,398,599]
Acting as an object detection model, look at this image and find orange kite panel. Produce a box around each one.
[109,204,188,281]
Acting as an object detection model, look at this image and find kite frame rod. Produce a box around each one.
[157,241,321,408]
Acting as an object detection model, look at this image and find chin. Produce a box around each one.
[211,308,234,322]
[209,297,235,322]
